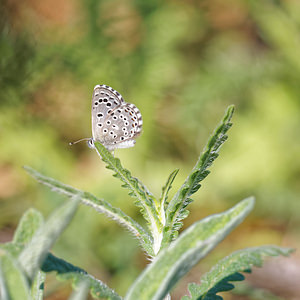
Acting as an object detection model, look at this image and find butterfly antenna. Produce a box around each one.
[69,138,91,146]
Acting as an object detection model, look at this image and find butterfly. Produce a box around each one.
[70,84,143,151]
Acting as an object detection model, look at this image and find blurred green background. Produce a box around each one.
[1,0,300,299]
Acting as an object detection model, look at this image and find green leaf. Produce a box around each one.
[0,241,30,260]
[42,253,122,300]
[18,197,79,280]
[183,245,294,300]
[24,166,154,256]
[125,197,254,300]
[183,272,247,300]
[160,169,179,208]
[164,105,234,246]
[1,209,46,300]
[93,142,161,252]
[0,252,31,300]
[31,271,45,300]
[68,280,90,300]
[0,209,44,258]
[13,208,44,246]
[0,244,46,300]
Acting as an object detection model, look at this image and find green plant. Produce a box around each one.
[0,105,293,300]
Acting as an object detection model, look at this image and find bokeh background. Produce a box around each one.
[1,0,300,299]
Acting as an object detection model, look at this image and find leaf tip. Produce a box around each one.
[241,196,255,211]
[23,166,36,177]
[23,165,30,172]
[224,105,235,122]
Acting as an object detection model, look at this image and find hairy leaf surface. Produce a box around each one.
[68,280,90,300]
[13,208,44,246]
[93,142,161,240]
[164,106,234,245]
[160,169,179,208]
[18,198,79,279]
[42,253,122,300]
[125,197,254,300]
[183,245,294,300]
[0,252,31,300]
[24,166,153,256]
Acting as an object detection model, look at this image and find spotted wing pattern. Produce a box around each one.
[91,84,142,150]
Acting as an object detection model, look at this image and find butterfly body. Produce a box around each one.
[91,84,142,151]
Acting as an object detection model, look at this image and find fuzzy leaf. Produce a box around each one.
[68,280,90,300]
[0,208,44,259]
[18,198,79,280]
[42,253,122,300]
[157,169,179,228]
[13,208,44,246]
[0,243,23,260]
[183,245,294,300]
[31,271,45,300]
[160,169,179,208]
[1,209,46,300]
[183,272,246,300]
[0,252,31,300]
[0,251,46,300]
[164,106,234,246]
[125,197,254,300]
[24,166,154,256]
[93,142,161,249]
[0,211,45,300]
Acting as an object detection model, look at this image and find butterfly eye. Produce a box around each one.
[106,120,111,125]
[97,113,103,118]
